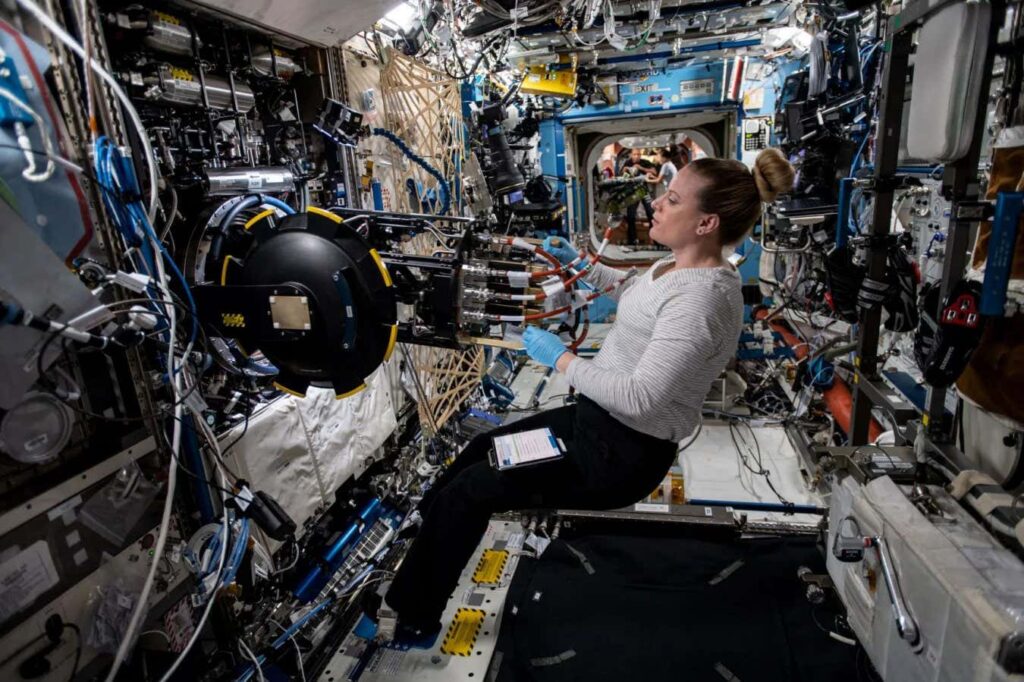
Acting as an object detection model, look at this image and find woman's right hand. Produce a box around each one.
[541,236,578,265]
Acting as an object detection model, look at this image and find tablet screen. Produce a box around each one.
[492,428,564,470]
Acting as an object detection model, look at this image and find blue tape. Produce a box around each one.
[980,192,1023,316]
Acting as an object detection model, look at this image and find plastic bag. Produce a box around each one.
[85,579,139,655]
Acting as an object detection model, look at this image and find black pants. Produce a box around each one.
[385,397,678,628]
[625,198,653,244]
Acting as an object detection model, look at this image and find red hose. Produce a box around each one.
[530,267,563,279]
[521,278,621,321]
[570,308,590,352]
[561,255,600,289]
[530,229,612,280]
[524,304,572,321]
[530,246,574,283]
[753,308,883,442]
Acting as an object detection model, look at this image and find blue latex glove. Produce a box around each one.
[523,326,568,369]
[541,235,579,265]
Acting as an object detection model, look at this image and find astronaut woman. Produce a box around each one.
[372,148,795,638]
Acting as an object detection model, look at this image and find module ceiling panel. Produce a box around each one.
[198,0,403,45]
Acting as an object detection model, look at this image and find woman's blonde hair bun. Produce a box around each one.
[752,148,795,203]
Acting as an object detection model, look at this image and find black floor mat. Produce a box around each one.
[494,532,877,682]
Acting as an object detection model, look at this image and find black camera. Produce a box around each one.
[478,102,525,197]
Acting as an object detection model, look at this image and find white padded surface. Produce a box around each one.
[225,364,398,539]
[827,476,1024,682]
[680,423,824,523]
[906,2,991,162]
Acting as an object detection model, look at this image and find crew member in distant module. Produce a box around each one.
[646,145,683,197]
[620,147,657,245]
[367,149,795,642]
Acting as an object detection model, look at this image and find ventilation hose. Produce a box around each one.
[371,127,451,216]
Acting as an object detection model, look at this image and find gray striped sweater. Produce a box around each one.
[565,258,743,442]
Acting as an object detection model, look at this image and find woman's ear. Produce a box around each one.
[697,213,720,236]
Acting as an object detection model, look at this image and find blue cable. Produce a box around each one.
[94,138,142,253]
[860,42,881,82]
[806,356,835,389]
[259,195,296,215]
[210,196,261,266]
[220,195,262,233]
[687,498,827,515]
[1,302,20,325]
[219,194,296,226]
[221,517,250,587]
[205,530,222,576]
[185,522,224,597]
[272,598,334,648]
[371,127,451,216]
[849,131,870,179]
[845,40,881,184]
[93,137,199,354]
[848,187,863,236]
[235,597,335,682]
[924,231,945,256]
[190,516,245,606]
[236,654,267,682]
[94,139,160,307]
[212,194,296,264]
[132,202,199,341]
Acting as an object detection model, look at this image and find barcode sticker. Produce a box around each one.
[506,271,531,288]
[235,487,254,512]
[571,290,590,311]
[541,277,565,298]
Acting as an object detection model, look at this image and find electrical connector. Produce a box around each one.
[110,270,152,293]
[232,482,297,541]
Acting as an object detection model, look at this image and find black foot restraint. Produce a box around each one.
[355,583,442,650]
[914,280,986,387]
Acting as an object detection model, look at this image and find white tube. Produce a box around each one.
[106,413,177,681]
[158,413,230,682]
[105,270,179,682]
[103,172,180,682]
[238,639,266,682]
[511,237,535,251]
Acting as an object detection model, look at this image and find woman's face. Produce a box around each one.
[649,165,719,249]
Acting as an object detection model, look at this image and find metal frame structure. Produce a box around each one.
[849,0,1005,457]
[328,42,363,210]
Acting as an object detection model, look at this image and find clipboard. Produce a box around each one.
[489,427,566,471]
